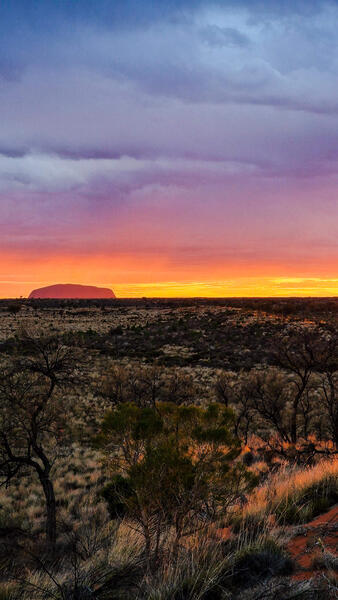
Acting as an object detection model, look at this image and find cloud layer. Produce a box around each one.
[0,0,337,296]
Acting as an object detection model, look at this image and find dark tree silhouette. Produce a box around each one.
[215,372,254,443]
[0,332,75,546]
[275,330,321,444]
[315,331,338,448]
[101,364,196,408]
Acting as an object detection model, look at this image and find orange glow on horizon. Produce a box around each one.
[1,279,337,299]
[1,251,337,299]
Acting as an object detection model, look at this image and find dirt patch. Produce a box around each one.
[287,504,338,581]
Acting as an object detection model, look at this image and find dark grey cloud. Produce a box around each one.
[1,0,338,193]
[1,0,338,116]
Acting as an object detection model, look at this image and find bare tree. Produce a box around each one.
[248,368,293,446]
[161,368,196,406]
[101,364,196,408]
[215,372,232,407]
[275,329,319,444]
[320,371,338,448]
[0,332,75,547]
[215,371,254,443]
[101,364,161,408]
[315,331,338,448]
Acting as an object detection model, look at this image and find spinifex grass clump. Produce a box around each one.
[231,538,294,588]
[234,459,338,527]
[274,475,338,524]
[143,540,231,600]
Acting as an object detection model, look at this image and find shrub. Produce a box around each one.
[98,402,256,566]
[242,451,254,466]
[7,303,22,314]
[231,539,294,587]
[0,508,23,532]
[102,475,134,520]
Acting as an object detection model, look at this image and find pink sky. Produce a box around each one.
[1,1,337,297]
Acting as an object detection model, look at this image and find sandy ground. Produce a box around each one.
[287,505,338,581]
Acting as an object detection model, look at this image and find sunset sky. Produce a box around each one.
[1,0,337,298]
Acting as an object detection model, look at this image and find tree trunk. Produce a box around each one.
[290,400,298,444]
[39,474,57,547]
[142,522,152,571]
[291,385,306,444]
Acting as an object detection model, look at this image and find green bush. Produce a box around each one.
[99,402,256,565]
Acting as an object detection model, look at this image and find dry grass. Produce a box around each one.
[0,444,105,537]
[0,453,336,599]
[237,458,338,526]
[0,301,336,598]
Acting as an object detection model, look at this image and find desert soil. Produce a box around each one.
[287,505,338,581]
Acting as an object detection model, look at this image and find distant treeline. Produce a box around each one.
[1,296,337,317]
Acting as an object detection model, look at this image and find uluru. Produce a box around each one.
[28,284,116,299]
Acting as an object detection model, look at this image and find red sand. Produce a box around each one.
[216,505,337,582]
[287,505,338,581]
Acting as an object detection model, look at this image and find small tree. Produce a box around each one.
[274,328,338,453]
[314,331,338,449]
[248,368,294,446]
[215,371,254,443]
[101,365,163,408]
[0,332,75,546]
[98,402,256,567]
[101,364,196,408]
[320,370,338,449]
[275,329,320,444]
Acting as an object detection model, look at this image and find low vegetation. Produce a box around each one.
[0,298,336,599]
[232,458,338,529]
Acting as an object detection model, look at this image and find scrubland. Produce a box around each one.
[0,298,337,599]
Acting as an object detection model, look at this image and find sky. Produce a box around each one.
[0,0,337,298]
